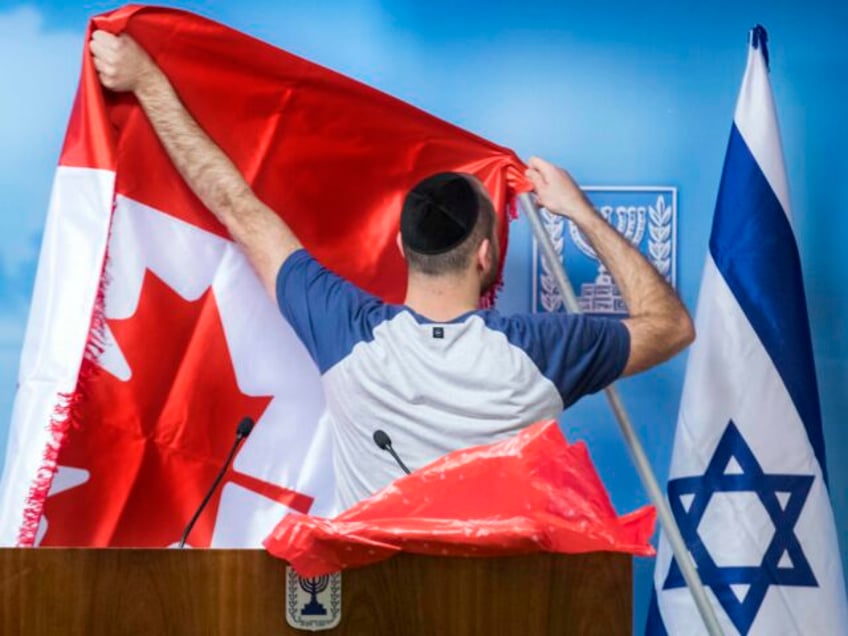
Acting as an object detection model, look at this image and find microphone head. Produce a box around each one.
[373,429,391,450]
[236,417,255,439]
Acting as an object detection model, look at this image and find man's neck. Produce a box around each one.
[403,271,482,322]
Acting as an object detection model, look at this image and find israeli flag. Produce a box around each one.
[647,26,848,635]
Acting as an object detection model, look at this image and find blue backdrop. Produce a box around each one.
[1,1,845,631]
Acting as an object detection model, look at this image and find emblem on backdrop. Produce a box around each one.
[532,187,677,316]
[285,566,342,631]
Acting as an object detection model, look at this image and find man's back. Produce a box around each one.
[278,250,629,508]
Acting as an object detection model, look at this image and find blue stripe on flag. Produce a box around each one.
[709,124,828,484]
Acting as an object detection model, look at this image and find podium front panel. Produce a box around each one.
[0,548,630,635]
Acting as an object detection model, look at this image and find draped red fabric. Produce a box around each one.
[265,421,656,577]
[73,4,530,302]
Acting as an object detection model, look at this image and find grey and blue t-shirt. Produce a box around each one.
[277,249,629,510]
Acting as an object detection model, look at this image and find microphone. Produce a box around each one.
[178,416,255,549]
[236,417,254,439]
[373,429,411,475]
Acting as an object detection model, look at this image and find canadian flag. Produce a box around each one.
[0,5,526,548]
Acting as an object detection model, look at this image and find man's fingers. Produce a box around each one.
[524,169,552,209]
[90,30,125,64]
[527,158,561,195]
[525,160,548,184]
[88,37,104,57]
[89,38,115,66]
[91,29,119,48]
[527,156,549,172]
[524,168,544,190]
[91,56,110,73]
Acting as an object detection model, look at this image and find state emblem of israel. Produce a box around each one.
[533,187,677,316]
[285,566,342,631]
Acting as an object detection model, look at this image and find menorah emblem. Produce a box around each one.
[534,189,676,317]
[299,575,330,615]
[285,566,342,630]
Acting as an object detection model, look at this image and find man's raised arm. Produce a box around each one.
[525,156,695,375]
[89,30,301,299]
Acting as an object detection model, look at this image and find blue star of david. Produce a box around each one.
[663,420,817,635]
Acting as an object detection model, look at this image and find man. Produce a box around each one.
[90,31,694,510]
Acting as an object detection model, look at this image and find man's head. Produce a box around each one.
[399,172,498,289]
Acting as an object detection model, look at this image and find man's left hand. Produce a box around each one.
[89,30,158,93]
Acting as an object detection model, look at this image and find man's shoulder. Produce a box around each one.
[276,248,402,373]
[278,248,374,304]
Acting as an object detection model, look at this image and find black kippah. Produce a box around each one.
[400,173,479,255]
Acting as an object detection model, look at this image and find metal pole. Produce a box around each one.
[519,193,724,636]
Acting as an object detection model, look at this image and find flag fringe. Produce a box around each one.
[15,255,111,546]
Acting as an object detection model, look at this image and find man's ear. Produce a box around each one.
[396,232,405,257]
[477,238,493,273]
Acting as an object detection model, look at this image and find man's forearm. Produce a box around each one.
[130,66,300,296]
[569,200,679,316]
[136,71,256,232]
[570,197,693,373]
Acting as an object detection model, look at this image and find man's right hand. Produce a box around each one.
[90,30,159,94]
[525,156,594,223]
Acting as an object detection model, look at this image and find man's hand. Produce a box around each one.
[89,31,159,93]
[525,156,594,222]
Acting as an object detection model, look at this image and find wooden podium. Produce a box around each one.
[0,548,630,635]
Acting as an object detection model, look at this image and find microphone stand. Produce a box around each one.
[178,417,255,549]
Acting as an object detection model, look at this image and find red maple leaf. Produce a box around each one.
[41,269,311,547]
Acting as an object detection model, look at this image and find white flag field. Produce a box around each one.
[647,26,848,636]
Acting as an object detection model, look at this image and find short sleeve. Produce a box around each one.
[493,312,630,408]
[276,249,389,373]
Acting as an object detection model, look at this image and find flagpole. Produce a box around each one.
[518,194,724,636]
